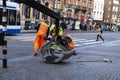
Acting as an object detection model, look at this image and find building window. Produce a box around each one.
[82,0,86,5]
[108,7,111,11]
[101,4,103,10]
[36,11,40,19]
[100,12,102,18]
[69,0,71,4]
[88,0,92,4]
[116,7,118,12]
[94,4,97,10]
[109,1,111,4]
[22,4,26,16]
[113,6,115,11]
[108,15,110,18]
[106,19,108,23]
[22,4,32,18]
[94,11,96,18]
[33,9,36,18]
[119,7,120,11]
[25,6,30,18]
[76,0,79,6]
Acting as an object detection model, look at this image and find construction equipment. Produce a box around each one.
[41,35,76,63]
[14,0,75,63]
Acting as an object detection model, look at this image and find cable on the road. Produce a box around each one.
[76,58,112,63]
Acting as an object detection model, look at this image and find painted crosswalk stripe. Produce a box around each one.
[74,41,103,47]
[74,39,95,43]
[73,39,86,41]
[73,38,103,47]
[21,39,35,41]
[9,36,104,47]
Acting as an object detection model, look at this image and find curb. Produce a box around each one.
[20,30,120,33]
[21,30,37,33]
[21,30,97,33]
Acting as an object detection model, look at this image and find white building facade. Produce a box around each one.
[93,0,104,22]
[113,0,119,25]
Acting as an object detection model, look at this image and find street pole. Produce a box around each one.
[2,0,7,68]
[110,0,113,28]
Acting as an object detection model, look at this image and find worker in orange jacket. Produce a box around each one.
[62,30,75,50]
[34,21,49,56]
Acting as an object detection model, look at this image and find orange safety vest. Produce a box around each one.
[38,22,48,35]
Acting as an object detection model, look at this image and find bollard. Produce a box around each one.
[0,33,4,46]
[2,0,7,68]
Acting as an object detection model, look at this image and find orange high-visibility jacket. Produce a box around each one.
[34,22,48,54]
[67,35,74,50]
[38,22,48,35]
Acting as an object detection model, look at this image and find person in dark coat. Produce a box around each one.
[96,25,104,41]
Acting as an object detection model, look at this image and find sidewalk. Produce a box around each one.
[21,29,37,33]
[21,29,97,33]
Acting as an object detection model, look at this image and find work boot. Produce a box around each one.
[71,50,77,55]
[34,53,37,56]
[103,39,104,42]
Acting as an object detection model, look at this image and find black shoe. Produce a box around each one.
[72,50,77,55]
[34,53,37,56]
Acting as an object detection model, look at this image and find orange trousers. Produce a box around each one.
[34,32,45,54]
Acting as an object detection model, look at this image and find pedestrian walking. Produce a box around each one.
[34,21,49,56]
[96,25,104,41]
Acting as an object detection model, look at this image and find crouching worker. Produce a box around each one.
[51,29,76,62]
[34,21,49,56]
[50,21,75,53]
[50,23,76,61]
[61,30,76,56]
